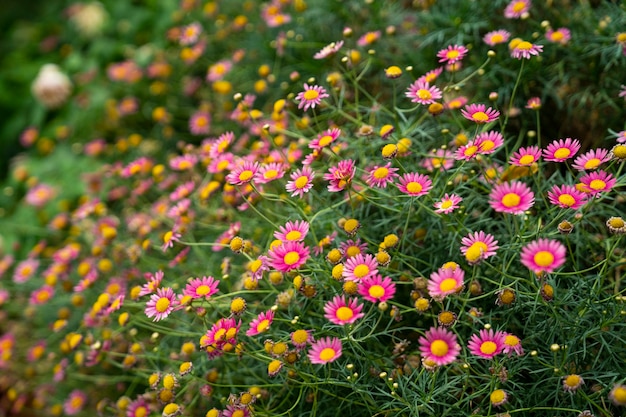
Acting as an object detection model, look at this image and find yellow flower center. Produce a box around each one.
[565,375,581,387]
[440,200,453,209]
[558,194,575,206]
[406,181,423,194]
[195,285,211,296]
[336,306,354,321]
[283,251,301,266]
[516,41,533,51]
[464,145,478,157]
[439,278,458,292]
[285,230,302,241]
[446,50,460,59]
[292,329,308,344]
[213,328,226,341]
[256,319,270,332]
[533,251,555,267]
[430,339,449,357]
[303,89,320,101]
[512,1,526,12]
[155,297,171,313]
[417,89,432,100]
[465,242,488,262]
[490,389,506,404]
[583,158,600,169]
[264,169,278,179]
[518,154,535,165]
[373,167,389,179]
[551,32,564,41]
[345,245,361,257]
[318,135,333,147]
[609,217,625,228]
[217,160,230,171]
[195,116,208,127]
[480,140,495,152]
[238,170,254,182]
[553,148,571,159]
[134,406,148,417]
[472,111,489,122]
[368,285,385,299]
[353,264,370,279]
[491,34,504,43]
[613,386,626,404]
[319,347,336,361]
[504,334,519,346]
[501,193,521,208]
[589,179,606,190]
[480,341,497,355]
[294,175,309,189]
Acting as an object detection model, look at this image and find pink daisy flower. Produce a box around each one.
[616,130,626,143]
[467,329,506,359]
[461,104,500,124]
[543,138,581,162]
[308,336,342,364]
[489,181,535,214]
[13,258,39,283]
[405,80,443,105]
[579,170,616,195]
[510,145,541,166]
[422,149,454,172]
[139,271,163,296]
[397,172,432,197]
[358,274,396,303]
[180,22,202,45]
[183,276,220,300]
[546,27,571,45]
[295,83,329,112]
[203,317,240,348]
[445,96,468,110]
[428,264,465,301]
[483,30,511,46]
[127,398,151,417]
[504,0,531,18]
[520,238,566,274]
[208,131,234,157]
[416,67,443,84]
[207,152,234,174]
[503,333,524,356]
[323,295,365,325]
[189,111,211,135]
[434,193,463,214]
[476,131,504,154]
[248,255,270,281]
[309,128,341,150]
[274,220,310,242]
[547,184,588,209]
[64,389,88,416]
[343,253,378,281]
[291,329,314,350]
[206,59,233,82]
[324,159,356,192]
[418,327,461,366]
[365,162,399,188]
[460,231,499,265]
[436,44,468,64]
[226,160,260,186]
[256,162,287,184]
[246,310,275,336]
[526,97,542,110]
[145,287,178,322]
[357,31,381,47]
[339,238,368,258]
[286,166,315,198]
[455,140,482,161]
[571,148,610,171]
[30,285,54,305]
[314,40,344,59]
[511,40,544,59]
[267,240,310,272]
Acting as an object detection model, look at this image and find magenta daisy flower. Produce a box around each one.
[579,170,616,195]
[504,0,531,18]
[520,238,566,274]
[461,104,500,124]
[357,31,381,46]
[358,274,396,303]
[543,138,581,162]
[189,111,211,135]
[511,40,543,59]
[503,333,524,356]
[434,193,463,214]
[183,276,220,300]
[290,329,314,350]
[267,241,310,272]
[64,389,87,415]
[405,80,443,105]
[365,162,399,188]
[309,128,341,150]
[436,44,468,64]
[248,255,270,281]
[428,264,465,301]
[340,238,368,259]
[323,295,365,325]
[418,327,461,366]
[454,140,481,161]
[397,172,432,197]
[483,29,511,46]
[203,317,240,347]
[286,166,315,198]
[526,97,542,110]
[489,181,535,214]
[343,253,378,281]
[467,329,506,359]
[206,59,232,82]
[246,310,275,336]
[546,27,571,45]
[416,67,443,84]
[571,148,610,171]
[207,152,234,174]
[308,337,342,364]
[145,287,178,322]
[313,40,344,59]
[256,162,287,184]
[226,160,260,186]
[324,159,356,192]
[510,145,541,166]
[460,231,499,265]
[274,220,310,242]
[476,131,504,154]
[295,83,329,112]
[180,22,202,45]
[547,184,588,209]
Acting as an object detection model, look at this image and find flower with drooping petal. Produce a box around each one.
[428,264,465,301]
[503,333,524,356]
[358,274,396,303]
[489,181,535,214]
[483,29,511,46]
[547,184,588,209]
[183,276,220,300]
[543,138,581,162]
[286,166,315,198]
[323,295,365,325]
[405,80,442,105]
[397,172,432,197]
[572,148,610,171]
[324,159,356,192]
[309,128,341,150]
[467,329,506,359]
[274,220,309,242]
[267,241,310,272]
[343,253,378,281]
[308,337,342,364]
[314,41,344,59]
[511,40,543,59]
[436,45,468,64]
[418,326,461,366]
[295,83,329,111]
[460,231,499,265]
[504,0,531,18]
[520,238,566,274]
[461,103,500,124]
[433,193,463,214]
[145,287,178,322]
[579,170,616,195]
[246,310,274,336]
[510,145,541,166]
